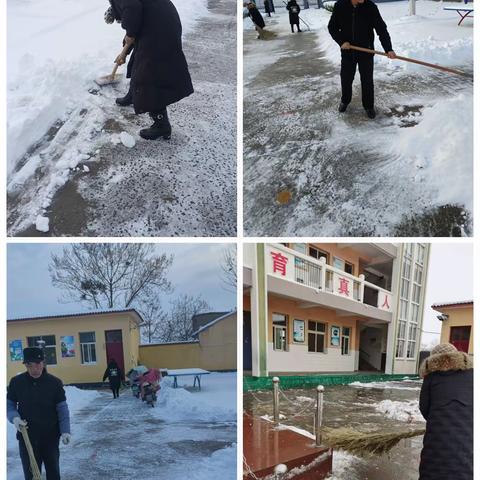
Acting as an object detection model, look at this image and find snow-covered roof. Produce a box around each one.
[192,310,236,336]
[7,308,144,325]
[431,301,473,309]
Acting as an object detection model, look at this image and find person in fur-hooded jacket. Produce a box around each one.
[418,343,473,480]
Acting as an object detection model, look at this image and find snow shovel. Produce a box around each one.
[95,42,131,86]
[19,424,42,480]
[349,45,467,76]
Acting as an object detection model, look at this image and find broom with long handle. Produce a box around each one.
[322,426,426,457]
[19,424,42,480]
[349,45,467,76]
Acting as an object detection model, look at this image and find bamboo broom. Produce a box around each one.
[19,424,42,480]
[322,426,426,457]
[349,45,467,76]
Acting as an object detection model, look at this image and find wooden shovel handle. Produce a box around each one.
[111,42,133,76]
[349,45,466,76]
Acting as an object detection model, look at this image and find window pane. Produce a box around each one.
[308,333,315,352]
[44,346,57,365]
[308,321,316,331]
[105,330,123,343]
[273,314,287,326]
[342,327,350,336]
[80,332,95,343]
[91,345,96,362]
[317,335,324,353]
[317,322,325,333]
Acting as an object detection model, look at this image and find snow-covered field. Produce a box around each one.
[7,374,237,479]
[243,1,472,236]
[7,0,237,236]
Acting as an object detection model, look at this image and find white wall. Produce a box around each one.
[393,358,419,375]
[268,343,357,373]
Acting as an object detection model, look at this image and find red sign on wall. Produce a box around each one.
[271,251,288,276]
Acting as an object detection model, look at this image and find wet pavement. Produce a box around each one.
[243,15,472,237]
[8,390,236,479]
[244,380,424,479]
[8,0,236,237]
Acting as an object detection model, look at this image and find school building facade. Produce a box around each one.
[243,243,430,376]
[432,301,473,355]
[7,309,143,385]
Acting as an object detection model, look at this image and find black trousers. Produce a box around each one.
[19,437,60,480]
[111,384,120,398]
[290,22,300,32]
[340,52,374,110]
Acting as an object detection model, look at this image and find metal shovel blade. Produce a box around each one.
[94,73,122,86]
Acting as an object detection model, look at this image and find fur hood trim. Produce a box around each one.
[419,351,473,378]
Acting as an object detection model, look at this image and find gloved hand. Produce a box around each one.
[104,6,115,24]
[61,433,72,445]
[13,417,27,431]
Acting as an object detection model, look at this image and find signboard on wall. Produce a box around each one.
[334,274,354,300]
[266,245,295,280]
[60,336,76,358]
[330,326,340,346]
[9,339,23,361]
[293,319,305,343]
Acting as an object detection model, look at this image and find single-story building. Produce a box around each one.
[432,301,473,354]
[7,309,143,385]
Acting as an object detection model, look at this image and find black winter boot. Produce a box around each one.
[115,85,133,107]
[139,110,172,140]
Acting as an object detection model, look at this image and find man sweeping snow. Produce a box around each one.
[328,0,396,119]
[106,0,194,140]
[7,347,71,480]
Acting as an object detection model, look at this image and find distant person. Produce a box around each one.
[246,2,266,38]
[7,347,71,480]
[419,343,473,480]
[264,0,272,17]
[103,359,124,399]
[286,0,302,33]
[105,0,193,140]
[328,0,396,119]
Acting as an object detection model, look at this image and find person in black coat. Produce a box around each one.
[103,359,124,398]
[328,0,396,119]
[418,343,473,480]
[7,348,71,480]
[286,0,302,33]
[246,2,266,38]
[264,0,272,17]
[107,0,194,140]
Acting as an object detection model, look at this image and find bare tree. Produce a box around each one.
[49,244,173,310]
[219,245,237,292]
[138,297,168,344]
[159,294,211,342]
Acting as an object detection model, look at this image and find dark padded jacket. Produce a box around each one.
[7,370,67,442]
[248,7,265,29]
[418,351,473,480]
[109,0,193,114]
[328,0,392,53]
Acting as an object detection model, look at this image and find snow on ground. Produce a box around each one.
[7,0,207,176]
[349,380,421,391]
[8,374,236,479]
[375,399,424,422]
[243,2,472,236]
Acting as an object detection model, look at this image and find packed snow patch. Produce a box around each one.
[375,400,424,423]
[120,132,136,148]
[349,381,421,391]
[35,215,49,232]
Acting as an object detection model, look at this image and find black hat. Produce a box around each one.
[23,347,44,363]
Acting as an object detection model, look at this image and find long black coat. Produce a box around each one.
[109,0,193,114]
[328,0,392,53]
[248,7,265,29]
[418,351,473,480]
[7,371,66,442]
[103,363,124,388]
[286,1,301,25]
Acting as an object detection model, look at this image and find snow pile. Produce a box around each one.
[35,215,49,233]
[374,399,424,423]
[188,445,237,480]
[328,450,366,480]
[7,0,207,175]
[155,372,236,423]
[120,132,136,148]
[349,381,421,391]
[392,94,473,211]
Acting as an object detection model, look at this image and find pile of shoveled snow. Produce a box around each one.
[155,372,236,423]
[374,399,425,423]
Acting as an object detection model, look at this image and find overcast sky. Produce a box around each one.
[422,242,473,348]
[7,243,236,319]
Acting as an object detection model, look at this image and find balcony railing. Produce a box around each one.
[266,244,393,313]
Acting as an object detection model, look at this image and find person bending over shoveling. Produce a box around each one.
[246,2,267,39]
[328,0,396,119]
[106,0,193,140]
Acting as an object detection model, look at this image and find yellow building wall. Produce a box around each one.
[268,295,360,350]
[199,313,237,371]
[139,342,201,369]
[7,312,141,384]
[438,305,474,354]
